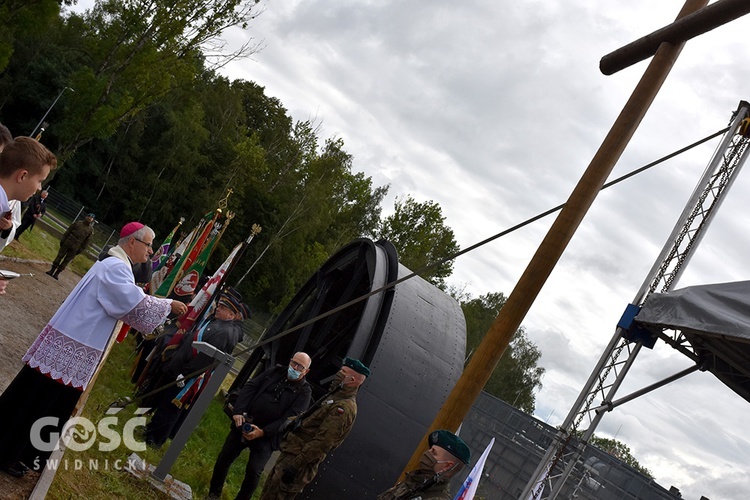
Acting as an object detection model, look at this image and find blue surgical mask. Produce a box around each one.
[287,366,302,380]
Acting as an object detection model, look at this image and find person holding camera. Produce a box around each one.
[207,352,313,500]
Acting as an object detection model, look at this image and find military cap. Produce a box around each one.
[343,357,370,377]
[241,302,252,320]
[429,429,471,465]
[217,286,246,318]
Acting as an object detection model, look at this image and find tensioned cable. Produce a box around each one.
[119,126,730,408]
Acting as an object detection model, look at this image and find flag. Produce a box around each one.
[151,220,183,271]
[177,241,243,332]
[150,224,197,293]
[169,229,221,301]
[526,460,553,500]
[154,211,215,297]
[453,437,494,500]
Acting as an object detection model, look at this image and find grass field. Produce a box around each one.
[6,225,95,277]
[47,337,255,500]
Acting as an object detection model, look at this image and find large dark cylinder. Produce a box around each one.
[230,238,466,498]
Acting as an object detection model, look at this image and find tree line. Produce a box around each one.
[0,0,544,412]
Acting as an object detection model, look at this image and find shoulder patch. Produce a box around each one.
[335,407,345,414]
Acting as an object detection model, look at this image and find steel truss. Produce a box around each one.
[520,100,750,500]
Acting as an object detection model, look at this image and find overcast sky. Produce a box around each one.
[214,2,750,498]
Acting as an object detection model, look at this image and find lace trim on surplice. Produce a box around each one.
[23,324,101,390]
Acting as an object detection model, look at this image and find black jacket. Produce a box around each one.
[233,365,312,445]
[162,318,243,379]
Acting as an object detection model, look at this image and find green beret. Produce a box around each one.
[343,357,370,377]
[429,430,471,465]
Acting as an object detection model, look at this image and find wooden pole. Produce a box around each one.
[601,0,750,75]
[399,0,709,480]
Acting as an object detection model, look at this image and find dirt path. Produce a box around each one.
[0,252,80,499]
[0,255,80,392]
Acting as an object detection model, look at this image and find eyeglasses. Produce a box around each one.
[290,360,307,371]
[134,238,153,248]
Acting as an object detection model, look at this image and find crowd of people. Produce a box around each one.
[0,123,472,499]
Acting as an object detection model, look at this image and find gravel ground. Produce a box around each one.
[0,255,79,392]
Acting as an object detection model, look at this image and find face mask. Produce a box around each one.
[419,450,452,473]
[329,371,347,391]
[287,366,302,380]
[419,451,438,472]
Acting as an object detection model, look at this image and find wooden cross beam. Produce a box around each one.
[601,0,750,75]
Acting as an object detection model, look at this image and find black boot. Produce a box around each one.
[52,268,62,280]
[46,265,57,277]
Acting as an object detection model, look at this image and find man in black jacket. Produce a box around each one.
[144,288,247,447]
[207,352,313,500]
[15,188,47,239]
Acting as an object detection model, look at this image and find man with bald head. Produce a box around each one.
[207,352,313,500]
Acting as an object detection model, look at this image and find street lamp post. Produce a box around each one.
[30,86,74,138]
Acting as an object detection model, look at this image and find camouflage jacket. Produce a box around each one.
[60,220,94,253]
[278,384,358,488]
[377,470,451,500]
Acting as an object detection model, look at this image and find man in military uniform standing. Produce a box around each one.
[378,429,471,500]
[258,357,370,500]
[47,212,95,279]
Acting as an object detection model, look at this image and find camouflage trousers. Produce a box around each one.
[258,452,313,500]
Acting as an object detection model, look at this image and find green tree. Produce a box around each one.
[461,291,545,413]
[580,432,654,478]
[240,129,387,311]
[0,0,64,73]
[378,195,459,289]
[50,0,263,154]
[0,3,390,318]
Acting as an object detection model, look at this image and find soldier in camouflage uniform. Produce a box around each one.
[47,213,95,279]
[258,357,370,500]
[378,429,471,500]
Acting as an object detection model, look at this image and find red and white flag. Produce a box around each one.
[178,242,242,332]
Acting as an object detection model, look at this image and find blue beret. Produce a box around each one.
[429,430,471,465]
[343,357,370,377]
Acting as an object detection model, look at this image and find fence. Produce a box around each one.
[452,392,683,500]
[40,189,119,258]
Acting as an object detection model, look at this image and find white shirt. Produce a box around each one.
[23,247,173,389]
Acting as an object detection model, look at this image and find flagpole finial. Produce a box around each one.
[179,217,185,225]
[217,188,234,213]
